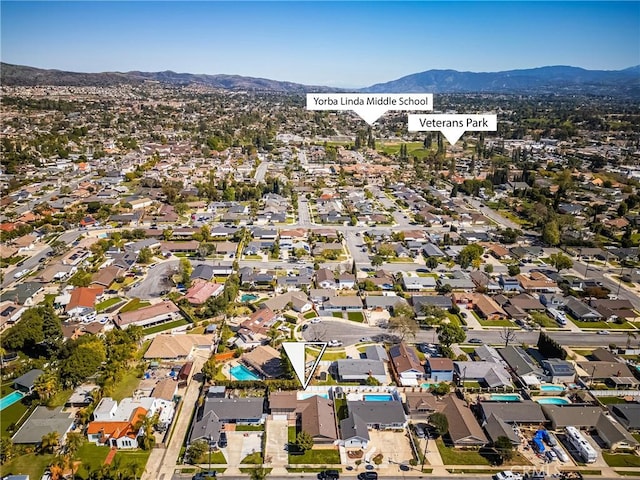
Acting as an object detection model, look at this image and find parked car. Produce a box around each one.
[597,330,610,335]
[545,449,558,462]
[413,423,426,438]
[495,472,523,480]
[469,338,483,344]
[310,318,321,324]
[357,473,378,480]
[328,340,343,347]
[318,470,340,480]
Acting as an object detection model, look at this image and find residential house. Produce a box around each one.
[541,359,576,383]
[316,268,337,289]
[143,334,214,360]
[479,401,546,426]
[425,357,454,382]
[241,345,282,378]
[564,297,602,321]
[576,361,637,387]
[335,359,387,384]
[0,301,25,331]
[240,307,277,335]
[608,404,640,432]
[1,282,44,306]
[403,392,439,421]
[442,395,488,447]
[591,299,638,321]
[297,394,339,444]
[13,369,44,394]
[364,295,407,313]
[499,346,545,381]
[114,301,181,330]
[184,280,224,305]
[454,361,512,388]
[474,294,507,320]
[339,400,407,449]
[499,276,523,293]
[516,272,559,294]
[65,287,103,321]
[337,273,356,290]
[412,296,452,320]
[191,264,215,281]
[401,272,436,291]
[11,406,74,446]
[389,342,425,386]
[365,345,389,362]
[189,396,265,448]
[469,271,501,294]
[263,291,312,313]
[323,295,363,312]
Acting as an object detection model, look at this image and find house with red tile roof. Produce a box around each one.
[65,287,104,321]
[184,280,224,305]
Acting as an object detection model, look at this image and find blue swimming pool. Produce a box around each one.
[490,394,521,402]
[364,394,393,402]
[536,397,570,405]
[421,383,439,390]
[540,384,565,392]
[0,391,24,410]
[230,365,261,381]
[240,294,259,303]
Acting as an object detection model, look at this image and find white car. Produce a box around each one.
[328,340,343,347]
[495,471,523,480]
[598,330,610,335]
[310,318,321,324]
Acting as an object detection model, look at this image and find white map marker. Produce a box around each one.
[282,341,327,389]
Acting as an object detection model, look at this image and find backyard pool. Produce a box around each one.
[489,394,521,402]
[240,294,259,303]
[420,383,439,390]
[540,384,565,392]
[230,364,261,381]
[364,394,393,402]
[536,397,570,405]
[0,391,24,410]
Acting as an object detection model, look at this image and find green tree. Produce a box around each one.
[296,430,314,452]
[365,375,381,386]
[437,323,465,347]
[484,264,494,274]
[549,252,573,272]
[429,412,449,437]
[179,257,193,286]
[201,356,218,383]
[0,437,14,463]
[186,439,208,463]
[420,305,446,326]
[432,383,451,396]
[494,436,514,463]
[59,337,107,388]
[458,244,484,269]
[41,431,60,454]
[137,247,153,264]
[137,414,158,450]
[425,256,439,270]
[543,220,561,246]
[507,264,521,276]
[34,370,60,403]
[388,304,419,341]
[371,255,384,267]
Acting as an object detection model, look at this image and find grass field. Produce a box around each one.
[1,396,30,437]
[241,452,263,464]
[530,312,558,328]
[119,298,151,313]
[303,311,318,319]
[567,315,636,330]
[1,452,55,480]
[321,350,347,361]
[604,452,640,467]
[142,318,189,335]
[436,439,490,465]
[76,442,110,473]
[288,448,341,464]
[332,312,344,319]
[108,370,142,401]
[347,311,365,323]
[96,297,124,312]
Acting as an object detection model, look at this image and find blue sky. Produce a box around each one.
[1,1,639,87]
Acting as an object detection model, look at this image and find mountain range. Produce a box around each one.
[2,63,639,98]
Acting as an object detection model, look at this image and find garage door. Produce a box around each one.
[273,414,288,421]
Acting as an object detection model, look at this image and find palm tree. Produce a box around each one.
[34,371,59,403]
[41,431,60,454]
[65,432,84,480]
[136,414,158,450]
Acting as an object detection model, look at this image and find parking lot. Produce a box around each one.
[366,430,414,466]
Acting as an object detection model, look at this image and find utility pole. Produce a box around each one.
[421,432,429,471]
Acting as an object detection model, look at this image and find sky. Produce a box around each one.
[1,1,639,88]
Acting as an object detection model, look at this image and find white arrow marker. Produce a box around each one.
[282,342,327,389]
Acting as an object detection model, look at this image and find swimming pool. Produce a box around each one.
[540,384,565,392]
[420,383,439,390]
[0,391,24,410]
[364,394,393,402]
[230,365,261,381]
[490,394,521,402]
[536,397,570,405]
[240,294,259,303]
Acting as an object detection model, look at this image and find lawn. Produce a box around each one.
[108,370,142,401]
[288,448,341,464]
[333,399,348,422]
[96,297,124,312]
[193,450,227,464]
[597,397,629,405]
[530,312,558,329]
[235,425,265,431]
[445,312,462,327]
[142,318,189,335]
[1,396,30,437]
[1,453,55,480]
[567,316,636,330]
[303,311,318,319]
[119,298,151,313]
[76,442,110,473]
[241,452,263,464]
[46,388,73,408]
[436,439,489,465]
[476,317,515,328]
[331,312,344,319]
[603,452,640,467]
[112,449,152,474]
[321,350,347,361]
[347,311,364,323]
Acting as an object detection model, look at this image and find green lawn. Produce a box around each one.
[331,312,344,319]
[322,350,347,361]
[303,311,318,319]
[333,399,348,422]
[142,318,189,335]
[597,397,629,405]
[112,449,152,474]
[46,388,73,408]
[436,439,490,465]
[477,317,515,328]
[241,452,263,464]
[1,396,30,437]
[76,442,110,473]
[193,450,227,464]
[288,448,341,464]
[568,316,636,330]
[96,297,124,312]
[235,425,265,431]
[347,311,364,323]
[445,312,462,326]
[530,312,558,328]
[1,452,55,480]
[119,298,151,313]
[108,370,142,401]
[603,452,640,467]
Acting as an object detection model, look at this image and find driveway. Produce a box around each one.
[366,430,414,466]
[265,417,289,466]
